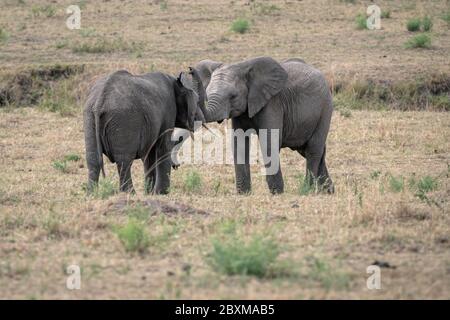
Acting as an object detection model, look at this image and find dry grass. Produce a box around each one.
[0,0,450,299]
[0,108,448,299]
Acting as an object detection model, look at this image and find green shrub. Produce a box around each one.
[429,94,450,111]
[207,234,280,277]
[381,10,391,19]
[125,204,152,222]
[0,27,9,44]
[297,173,319,195]
[91,178,117,199]
[305,256,351,290]
[251,3,280,15]
[55,39,68,49]
[405,34,431,49]
[52,160,68,173]
[64,154,80,162]
[355,14,368,30]
[115,219,149,253]
[406,18,421,31]
[442,11,450,26]
[231,18,250,34]
[416,176,438,193]
[32,5,56,18]
[422,16,432,31]
[183,170,202,193]
[388,175,404,193]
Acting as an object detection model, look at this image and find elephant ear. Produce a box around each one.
[178,72,199,131]
[245,57,288,118]
[193,59,223,88]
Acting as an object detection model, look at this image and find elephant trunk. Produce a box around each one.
[189,67,206,124]
[190,67,227,123]
[202,93,228,122]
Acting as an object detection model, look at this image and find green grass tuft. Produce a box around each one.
[231,18,250,34]
[442,11,450,26]
[297,173,320,195]
[388,175,404,193]
[64,154,80,162]
[52,160,68,173]
[381,10,391,19]
[114,219,149,253]
[305,256,351,290]
[31,5,56,18]
[207,233,281,278]
[0,27,9,44]
[406,18,421,32]
[405,34,431,49]
[183,170,202,193]
[422,16,433,31]
[355,14,368,30]
[91,178,118,199]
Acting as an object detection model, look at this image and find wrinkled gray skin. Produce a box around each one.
[192,57,333,194]
[83,70,205,194]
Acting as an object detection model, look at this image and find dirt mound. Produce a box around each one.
[0,64,84,107]
[107,197,210,217]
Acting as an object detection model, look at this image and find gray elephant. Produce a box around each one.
[191,56,333,194]
[83,69,205,194]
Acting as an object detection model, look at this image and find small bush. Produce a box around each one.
[207,234,280,278]
[416,176,438,193]
[422,16,432,31]
[52,160,68,173]
[370,170,381,179]
[183,170,202,193]
[159,0,168,11]
[64,154,80,162]
[0,27,9,44]
[125,205,152,222]
[251,3,280,16]
[231,18,250,34]
[429,94,450,111]
[442,11,450,26]
[55,39,68,49]
[381,10,391,19]
[405,34,431,49]
[305,256,350,290]
[406,18,421,32]
[388,175,404,193]
[297,173,319,195]
[115,219,149,253]
[92,178,117,199]
[31,5,56,18]
[355,14,368,30]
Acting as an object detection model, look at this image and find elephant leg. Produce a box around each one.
[116,156,135,193]
[154,136,172,195]
[304,145,322,184]
[259,128,283,194]
[86,151,101,193]
[142,147,157,194]
[232,118,252,194]
[317,146,334,193]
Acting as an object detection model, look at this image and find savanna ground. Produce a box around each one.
[0,0,449,299]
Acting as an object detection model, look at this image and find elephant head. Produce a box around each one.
[174,71,206,131]
[191,57,288,123]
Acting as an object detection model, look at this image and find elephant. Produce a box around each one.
[191,56,334,194]
[83,69,205,194]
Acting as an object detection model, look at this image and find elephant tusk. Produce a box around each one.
[202,124,218,137]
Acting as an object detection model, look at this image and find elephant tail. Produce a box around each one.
[94,112,105,178]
